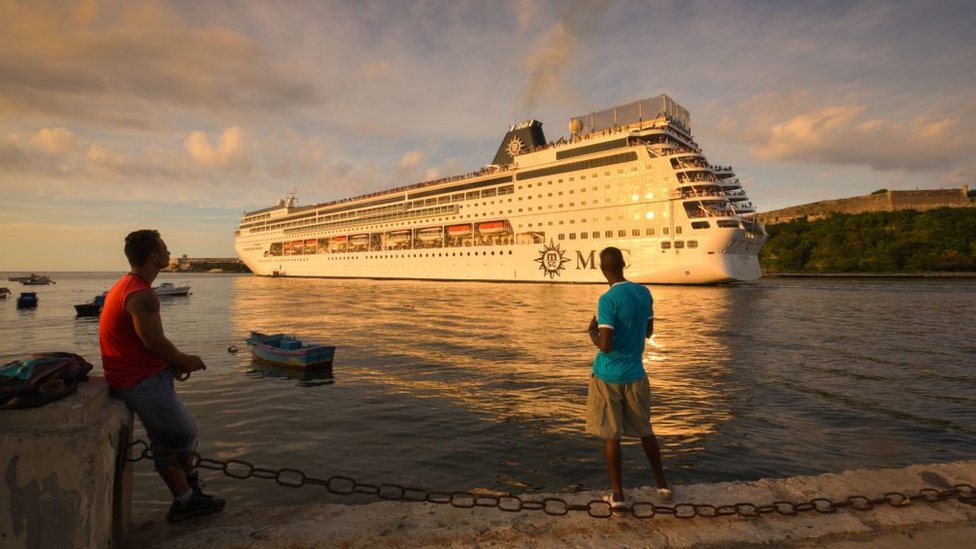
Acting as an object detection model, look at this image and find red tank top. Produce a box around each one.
[99,273,167,389]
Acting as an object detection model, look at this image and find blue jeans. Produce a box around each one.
[112,369,198,471]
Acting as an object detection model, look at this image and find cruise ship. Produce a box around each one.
[234,94,766,284]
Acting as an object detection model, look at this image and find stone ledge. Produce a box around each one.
[0,375,112,428]
[125,460,976,548]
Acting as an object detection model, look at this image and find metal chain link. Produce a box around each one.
[125,440,976,519]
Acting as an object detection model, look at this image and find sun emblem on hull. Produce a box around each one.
[534,239,571,279]
[506,136,524,159]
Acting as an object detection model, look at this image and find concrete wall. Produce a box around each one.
[760,186,973,225]
[1,376,133,549]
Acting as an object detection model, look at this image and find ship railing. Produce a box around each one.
[676,173,718,184]
[675,189,725,199]
[683,202,737,219]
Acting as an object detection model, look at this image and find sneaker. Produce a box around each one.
[167,493,226,523]
[603,492,629,510]
[187,475,213,498]
[657,486,673,503]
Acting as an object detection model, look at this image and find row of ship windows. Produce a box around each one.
[556,231,699,248]
[555,229,699,246]
[273,203,694,237]
[248,167,657,231]
[260,187,651,233]
[264,219,725,244]
[326,251,517,260]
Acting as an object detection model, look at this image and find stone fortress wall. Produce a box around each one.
[758,186,973,225]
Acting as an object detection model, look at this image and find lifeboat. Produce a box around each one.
[387,230,410,243]
[417,227,443,241]
[332,235,348,243]
[349,234,369,245]
[477,221,508,235]
[447,224,472,237]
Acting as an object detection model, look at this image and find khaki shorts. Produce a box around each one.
[586,374,652,439]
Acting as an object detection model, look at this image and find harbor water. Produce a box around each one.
[2,273,974,514]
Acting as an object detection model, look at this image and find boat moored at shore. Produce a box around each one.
[234,94,766,284]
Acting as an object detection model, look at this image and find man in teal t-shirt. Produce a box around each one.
[586,247,670,509]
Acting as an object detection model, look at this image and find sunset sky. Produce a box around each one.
[2,0,974,270]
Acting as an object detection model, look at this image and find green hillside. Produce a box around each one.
[760,207,976,273]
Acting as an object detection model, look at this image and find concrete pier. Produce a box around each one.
[1,375,133,549]
[125,460,976,548]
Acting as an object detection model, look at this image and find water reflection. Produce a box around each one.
[229,277,741,448]
[245,360,335,387]
[5,273,976,512]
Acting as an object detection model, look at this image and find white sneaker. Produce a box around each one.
[603,492,629,510]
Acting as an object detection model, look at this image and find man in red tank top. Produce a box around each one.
[99,229,225,523]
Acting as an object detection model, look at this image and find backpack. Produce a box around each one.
[0,352,94,409]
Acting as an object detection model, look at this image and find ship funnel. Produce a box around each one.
[491,120,546,166]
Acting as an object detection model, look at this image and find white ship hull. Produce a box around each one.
[237,235,762,284]
[234,94,767,285]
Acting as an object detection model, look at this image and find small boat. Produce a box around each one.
[0,287,11,299]
[74,294,106,317]
[246,331,336,368]
[153,282,191,297]
[16,292,38,309]
[20,274,55,285]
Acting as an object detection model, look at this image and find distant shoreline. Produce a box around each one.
[763,272,976,279]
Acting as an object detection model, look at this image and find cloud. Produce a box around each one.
[86,143,127,174]
[398,150,424,169]
[185,126,248,169]
[0,0,317,129]
[733,93,976,174]
[0,128,78,174]
[753,106,865,161]
[28,127,78,155]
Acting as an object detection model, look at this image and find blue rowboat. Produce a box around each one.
[245,331,335,368]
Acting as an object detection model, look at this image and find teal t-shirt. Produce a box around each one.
[592,281,653,384]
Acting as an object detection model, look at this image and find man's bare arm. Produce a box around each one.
[127,290,206,373]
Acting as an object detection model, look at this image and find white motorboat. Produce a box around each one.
[153,282,192,297]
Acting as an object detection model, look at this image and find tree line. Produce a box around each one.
[760,207,976,273]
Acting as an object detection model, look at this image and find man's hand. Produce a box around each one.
[172,354,207,375]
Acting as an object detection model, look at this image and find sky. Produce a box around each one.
[2,0,975,271]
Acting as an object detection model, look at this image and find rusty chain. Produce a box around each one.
[125,440,976,520]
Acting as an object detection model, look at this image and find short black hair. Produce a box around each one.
[124,229,162,266]
[599,246,625,274]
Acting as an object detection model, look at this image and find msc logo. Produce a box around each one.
[534,240,571,279]
[535,245,632,278]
